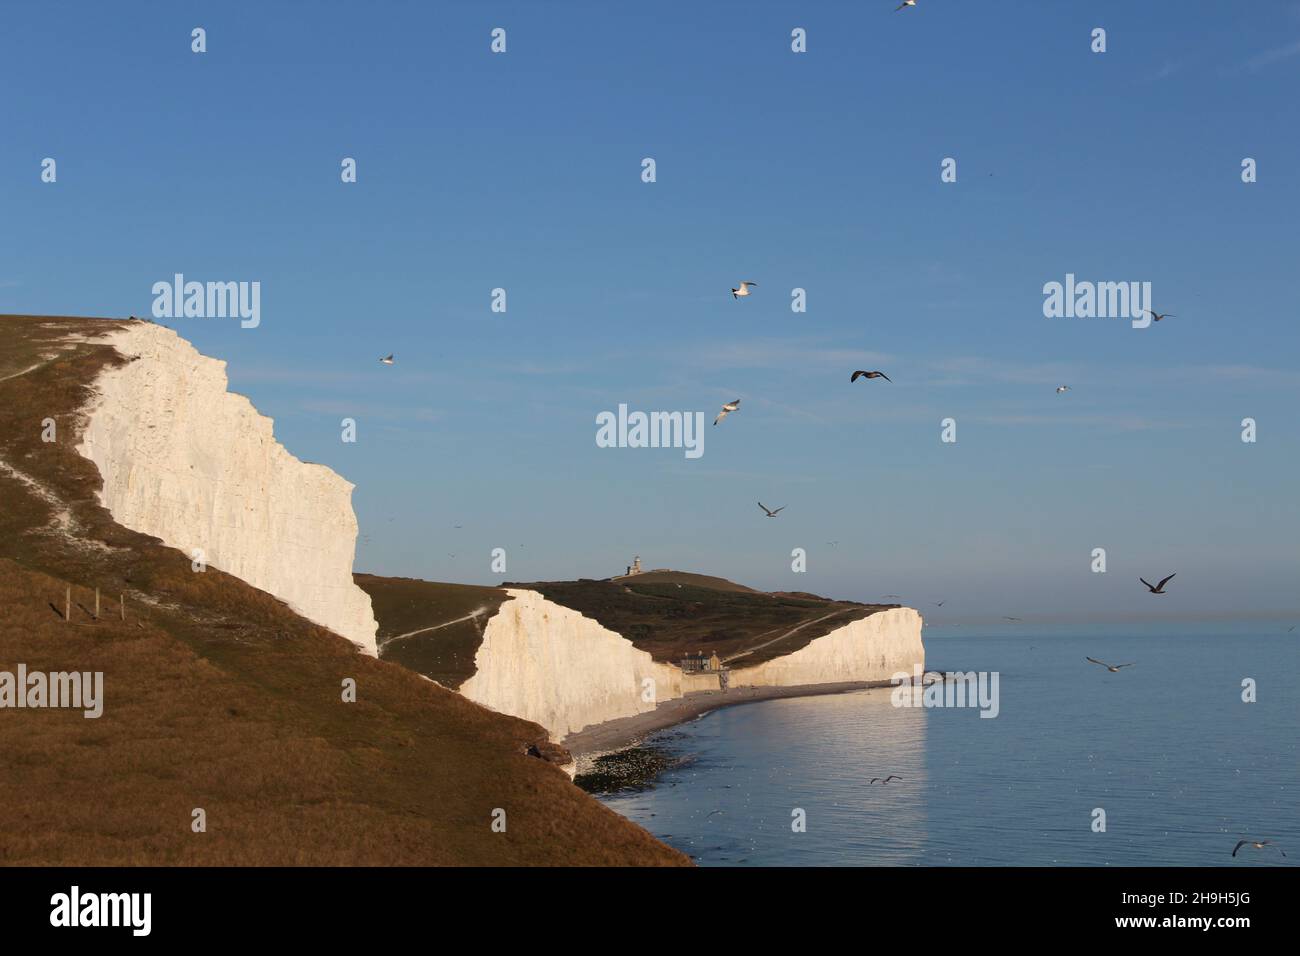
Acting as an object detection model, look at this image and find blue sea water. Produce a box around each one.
[597,624,1299,866]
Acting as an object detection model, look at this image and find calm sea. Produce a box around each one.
[597,623,1299,866]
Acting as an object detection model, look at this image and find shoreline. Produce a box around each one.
[562,679,897,762]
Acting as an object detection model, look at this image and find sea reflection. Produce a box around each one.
[601,687,928,866]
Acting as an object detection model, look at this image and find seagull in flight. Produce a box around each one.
[379,354,394,365]
[870,775,903,784]
[1056,385,1071,394]
[1140,573,1176,594]
[731,281,757,299]
[1087,657,1135,673]
[1232,839,1285,858]
[758,502,786,518]
[851,370,892,383]
[896,0,917,9]
[1144,309,1175,322]
[714,399,740,426]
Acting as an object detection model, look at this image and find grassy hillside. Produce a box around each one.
[0,315,687,866]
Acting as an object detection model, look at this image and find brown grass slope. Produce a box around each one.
[0,315,687,866]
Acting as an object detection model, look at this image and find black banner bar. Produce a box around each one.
[0,866,1285,941]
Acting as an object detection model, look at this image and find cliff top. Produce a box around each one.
[358,563,900,678]
[509,575,896,667]
[607,569,761,593]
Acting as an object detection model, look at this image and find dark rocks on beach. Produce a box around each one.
[573,742,689,795]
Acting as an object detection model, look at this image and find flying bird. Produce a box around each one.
[851,370,892,383]
[1232,840,1285,858]
[1003,616,1022,622]
[1144,309,1175,322]
[1140,573,1176,594]
[731,281,757,299]
[758,502,786,518]
[882,775,902,783]
[1056,385,1071,394]
[1087,657,1135,673]
[379,354,394,365]
[714,399,740,426]
[896,0,917,9]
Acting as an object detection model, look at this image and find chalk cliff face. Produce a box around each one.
[459,589,683,739]
[728,608,924,688]
[76,323,378,655]
[458,593,924,740]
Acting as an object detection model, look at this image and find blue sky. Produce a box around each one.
[2,1,1298,622]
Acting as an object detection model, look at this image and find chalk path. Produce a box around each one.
[378,609,487,650]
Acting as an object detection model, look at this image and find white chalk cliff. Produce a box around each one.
[727,608,924,688]
[459,589,684,739]
[76,323,378,655]
[461,593,924,740]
